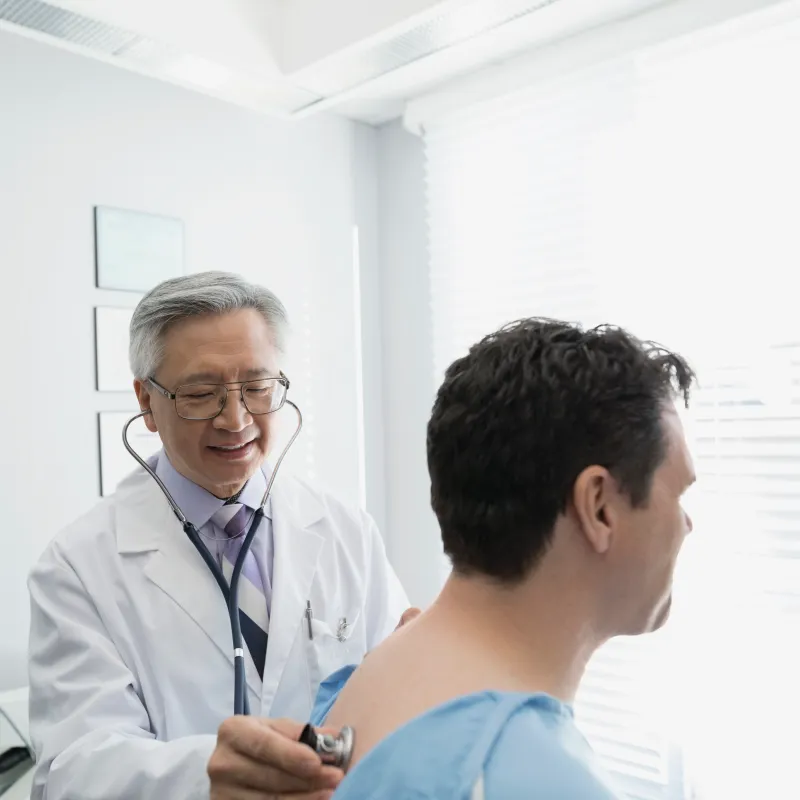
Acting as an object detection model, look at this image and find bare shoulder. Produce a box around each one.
[324,620,460,768]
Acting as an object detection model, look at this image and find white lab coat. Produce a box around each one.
[27,464,408,800]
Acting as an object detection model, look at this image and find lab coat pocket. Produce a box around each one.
[306,609,364,690]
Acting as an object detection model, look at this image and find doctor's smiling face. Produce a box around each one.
[134,308,281,498]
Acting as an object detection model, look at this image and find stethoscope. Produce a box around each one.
[122,400,303,718]
[122,396,356,769]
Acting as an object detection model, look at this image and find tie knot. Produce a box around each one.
[211,504,252,538]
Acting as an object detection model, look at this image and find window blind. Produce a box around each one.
[424,4,800,798]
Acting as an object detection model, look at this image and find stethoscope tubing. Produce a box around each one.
[122,400,303,716]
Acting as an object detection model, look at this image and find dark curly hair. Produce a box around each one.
[427,318,695,582]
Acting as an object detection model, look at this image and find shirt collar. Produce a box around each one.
[154,450,270,530]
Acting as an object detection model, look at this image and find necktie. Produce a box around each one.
[210,504,270,679]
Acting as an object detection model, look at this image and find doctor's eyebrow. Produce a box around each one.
[177,368,276,384]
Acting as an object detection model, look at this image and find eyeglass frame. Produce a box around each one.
[147,373,290,420]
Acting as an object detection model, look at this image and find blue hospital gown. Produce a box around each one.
[310,666,621,799]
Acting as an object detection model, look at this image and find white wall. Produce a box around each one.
[0,30,370,690]
[375,120,444,608]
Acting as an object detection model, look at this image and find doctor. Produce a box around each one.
[28,271,409,800]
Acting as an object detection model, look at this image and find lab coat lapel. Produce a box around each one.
[116,473,262,698]
[260,476,324,710]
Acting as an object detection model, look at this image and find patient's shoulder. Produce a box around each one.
[483,696,621,799]
[332,691,622,800]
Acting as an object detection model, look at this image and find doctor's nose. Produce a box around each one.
[212,389,252,432]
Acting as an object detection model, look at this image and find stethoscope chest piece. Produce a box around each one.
[299,723,355,772]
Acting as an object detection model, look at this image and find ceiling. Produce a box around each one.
[0,0,673,124]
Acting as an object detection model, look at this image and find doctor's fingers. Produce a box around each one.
[210,788,335,800]
[210,717,343,792]
[208,750,341,796]
[397,607,422,629]
[222,716,340,775]
[210,787,335,800]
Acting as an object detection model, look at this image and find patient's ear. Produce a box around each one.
[572,466,616,555]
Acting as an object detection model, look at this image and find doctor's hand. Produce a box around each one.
[397,607,421,628]
[208,716,343,800]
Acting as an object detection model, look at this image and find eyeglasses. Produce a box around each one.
[148,374,290,421]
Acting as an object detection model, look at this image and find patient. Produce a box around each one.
[320,318,696,799]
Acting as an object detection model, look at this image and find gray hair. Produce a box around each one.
[129,271,289,379]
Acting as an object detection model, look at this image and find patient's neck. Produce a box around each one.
[428,566,602,704]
